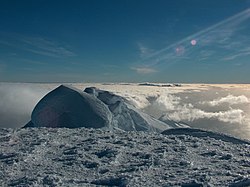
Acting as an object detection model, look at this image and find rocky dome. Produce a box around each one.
[24,85,187,132]
[25,85,112,128]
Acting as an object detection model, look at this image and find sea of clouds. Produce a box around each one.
[0,83,51,128]
[122,89,248,122]
[149,93,247,124]
[0,83,249,137]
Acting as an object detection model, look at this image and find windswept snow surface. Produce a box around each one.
[0,128,249,186]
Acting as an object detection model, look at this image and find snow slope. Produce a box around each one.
[25,85,187,132]
[0,128,249,186]
[25,85,112,129]
[84,87,172,132]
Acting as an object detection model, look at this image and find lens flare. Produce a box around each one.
[191,39,197,45]
[175,46,185,55]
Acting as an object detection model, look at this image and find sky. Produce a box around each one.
[0,0,250,83]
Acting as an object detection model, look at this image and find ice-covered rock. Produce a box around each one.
[24,85,185,132]
[162,128,250,145]
[159,115,190,128]
[84,87,170,132]
[24,85,112,128]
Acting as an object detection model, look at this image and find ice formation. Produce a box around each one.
[24,85,185,132]
[24,85,112,129]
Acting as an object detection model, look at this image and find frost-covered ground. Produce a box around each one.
[0,128,249,186]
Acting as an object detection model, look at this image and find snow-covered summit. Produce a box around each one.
[84,87,173,132]
[24,85,185,132]
[25,85,112,129]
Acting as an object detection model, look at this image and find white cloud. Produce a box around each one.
[153,94,181,111]
[201,95,249,106]
[0,33,76,58]
[131,67,157,74]
[123,93,151,109]
[135,8,250,67]
[222,50,250,61]
[125,92,248,125]
[20,37,76,57]
[165,104,245,124]
[137,42,154,58]
[0,83,51,128]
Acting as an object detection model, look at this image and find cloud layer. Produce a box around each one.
[0,33,76,58]
[0,84,50,128]
[131,67,157,74]
[0,84,249,131]
[201,95,249,106]
[166,104,245,124]
[122,91,249,125]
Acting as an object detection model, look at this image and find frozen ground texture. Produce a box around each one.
[0,127,250,186]
[24,85,187,132]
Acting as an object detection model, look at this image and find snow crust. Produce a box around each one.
[0,128,249,186]
[24,85,186,132]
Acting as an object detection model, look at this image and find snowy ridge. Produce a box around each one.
[138,82,181,87]
[162,128,250,145]
[24,85,187,132]
[0,128,249,186]
[84,87,170,132]
[25,85,112,129]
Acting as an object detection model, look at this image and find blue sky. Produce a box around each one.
[0,0,250,83]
